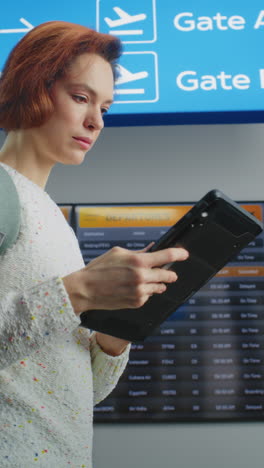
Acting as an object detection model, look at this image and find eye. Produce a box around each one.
[101,107,109,115]
[72,94,87,103]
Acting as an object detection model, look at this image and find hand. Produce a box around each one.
[95,331,130,356]
[63,246,189,315]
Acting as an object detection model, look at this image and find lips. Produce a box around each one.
[73,136,92,144]
[73,136,93,149]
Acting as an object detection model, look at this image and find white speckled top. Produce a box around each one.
[0,163,130,468]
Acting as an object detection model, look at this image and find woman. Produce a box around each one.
[0,21,188,467]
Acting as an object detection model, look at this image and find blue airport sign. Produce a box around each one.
[1,1,264,125]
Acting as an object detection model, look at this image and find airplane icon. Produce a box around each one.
[116,64,148,85]
[104,7,146,28]
[112,51,159,102]
[96,0,157,43]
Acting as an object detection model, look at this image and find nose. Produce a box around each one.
[84,108,104,131]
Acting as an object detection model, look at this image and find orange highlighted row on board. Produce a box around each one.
[77,205,193,228]
[241,204,262,222]
[60,206,72,222]
[217,266,264,277]
[76,203,262,228]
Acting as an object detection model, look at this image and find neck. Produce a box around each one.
[0,130,54,188]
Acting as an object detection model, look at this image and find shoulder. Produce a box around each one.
[0,162,66,224]
[0,162,74,249]
[0,162,50,209]
[0,163,84,277]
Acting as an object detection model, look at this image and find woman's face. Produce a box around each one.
[35,52,114,166]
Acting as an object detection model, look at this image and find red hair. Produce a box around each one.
[0,21,122,131]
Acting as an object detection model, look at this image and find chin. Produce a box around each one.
[64,152,87,166]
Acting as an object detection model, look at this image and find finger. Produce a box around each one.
[143,283,168,301]
[151,283,167,295]
[127,283,168,308]
[136,241,155,253]
[144,267,177,284]
[143,248,189,268]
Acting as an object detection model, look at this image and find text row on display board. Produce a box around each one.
[173,11,264,31]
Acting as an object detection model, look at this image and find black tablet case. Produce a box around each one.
[80,190,263,342]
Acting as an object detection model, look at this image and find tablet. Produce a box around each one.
[80,190,263,342]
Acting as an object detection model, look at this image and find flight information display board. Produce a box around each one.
[72,202,264,422]
[1,1,264,124]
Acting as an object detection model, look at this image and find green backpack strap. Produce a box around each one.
[0,164,21,255]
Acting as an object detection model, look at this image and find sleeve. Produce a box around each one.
[73,327,130,406]
[0,276,80,370]
[89,332,130,405]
